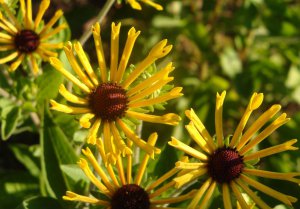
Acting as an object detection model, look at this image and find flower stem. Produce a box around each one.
[79,0,116,46]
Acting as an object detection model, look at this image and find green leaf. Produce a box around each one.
[1,105,21,140]
[0,171,39,209]
[36,64,64,104]
[40,107,78,199]
[220,47,242,78]
[16,196,63,209]
[9,144,40,177]
[60,164,89,194]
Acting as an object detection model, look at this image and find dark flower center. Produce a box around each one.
[14,29,40,53]
[89,83,128,121]
[111,184,150,209]
[207,147,244,184]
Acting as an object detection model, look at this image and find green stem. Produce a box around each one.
[79,0,116,45]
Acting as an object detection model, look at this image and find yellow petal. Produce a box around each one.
[215,91,226,147]
[34,0,50,29]
[126,110,181,126]
[168,137,208,161]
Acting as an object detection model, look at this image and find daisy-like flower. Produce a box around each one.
[126,0,163,11]
[49,22,182,163]
[63,133,196,209]
[0,0,66,74]
[169,91,300,208]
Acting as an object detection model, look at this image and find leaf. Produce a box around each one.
[16,196,63,209]
[220,47,242,78]
[40,107,78,199]
[9,144,40,177]
[60,164,89,194]
[0,171,39,209]
[1,105,21,140]
[36,64,64,104]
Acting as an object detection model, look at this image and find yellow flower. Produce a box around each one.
[126,0,163,11]
[169,91,300,209]
[49,22,182,164]
[63,133,196,208]
[0,0,66,74]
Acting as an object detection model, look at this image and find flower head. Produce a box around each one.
[169,91,300,208]
[50,22,182,163]
[126,0,163,11]
[63,133,195,208]
[0,0,66,74]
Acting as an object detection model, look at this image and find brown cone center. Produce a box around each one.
[89,83,128,121]
[14,29,40,53]
[111,184,150,209]
[207,147,244,184]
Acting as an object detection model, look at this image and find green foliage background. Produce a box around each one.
[0,0,300,208]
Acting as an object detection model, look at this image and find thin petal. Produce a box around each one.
[63,42,95,89]
[223,184,232,209]
[197,181,217,209]
[185,109,216,151]
[79,113,95,128]
[0,3,21,29]
[110,122,132,156]
[50,100,90,114]
[135,133,158,185]
[128,77,174,102]
[77,158,110,195]
[29,54,39,75]
[9,54,25,72]
[126,110,181,126]
[235,178,276,209]
[58,84,88,105]
[230,181,251,209]
[140,0,163,10]
[215,91,226,147]
[92,23,107,82]
[63,191,109,205]
[110,22,121,82]
[187,178,212,209]
[86,119,101,144]
[39,9,64,35]
[34,0,50,29]
[0,12,18,34]
[243,168,300,184]
[175,160,206,170]
[168,137,208,161]
[122,39,172,89]
[115,155,126,185]
[185,122,212,154]
[117,119,160,158]
[127,62,174,97]
[40,23,68,40]
[240,174,297,205]
[115,27,140,83]
[173,168,207,188]
[127,0,142,10]
[82,147,115,192]
[146,167,179,192]
[240,113,290,155]
[151,189,196,205]
[49,57,91,93]
[25,0,33,28]
[244,139,298,162]
[0,51,18,64]
[237,104,281,150]
[128,87,183,108]
[149,181,175,198]
[74,41,99,86]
